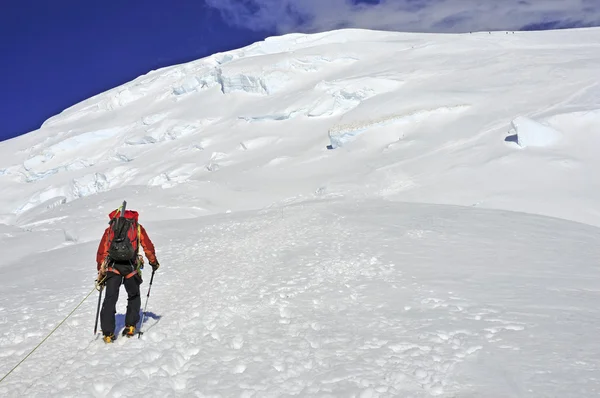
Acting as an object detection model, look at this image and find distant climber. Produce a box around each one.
[96,203,159,343]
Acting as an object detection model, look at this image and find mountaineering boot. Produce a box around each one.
[103,334,116,344]
[122,326,135,337]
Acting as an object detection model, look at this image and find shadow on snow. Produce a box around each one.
[114,311,162,335]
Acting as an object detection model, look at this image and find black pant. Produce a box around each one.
[100,262,141,336]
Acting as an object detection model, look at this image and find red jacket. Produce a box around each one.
[96,209,157,269]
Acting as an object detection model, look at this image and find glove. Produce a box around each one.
[96,270,107,290]
[97,261,106,277]
[150,261,160,271]
[96,258,108,282]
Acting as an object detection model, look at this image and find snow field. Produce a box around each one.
[2,200,600,397]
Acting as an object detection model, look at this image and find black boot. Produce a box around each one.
[122,326,135,337]
[103,333,116,344]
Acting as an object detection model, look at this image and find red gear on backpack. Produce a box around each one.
[96,209,157,269]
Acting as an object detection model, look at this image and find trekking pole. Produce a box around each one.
[93,277,105,335]
[138,269,156,339]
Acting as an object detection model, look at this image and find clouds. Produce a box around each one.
[203,0,600,34]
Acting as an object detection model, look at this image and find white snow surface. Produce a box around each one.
[1,28,600,397]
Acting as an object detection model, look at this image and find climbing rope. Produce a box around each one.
[0,286,97,385]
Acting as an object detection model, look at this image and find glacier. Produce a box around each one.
[1,27,600,397]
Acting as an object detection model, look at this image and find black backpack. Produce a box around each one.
[107,213,139,262]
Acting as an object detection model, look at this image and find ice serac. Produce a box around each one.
[507,116,563,148]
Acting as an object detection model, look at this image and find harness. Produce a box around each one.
[106,266,139,279]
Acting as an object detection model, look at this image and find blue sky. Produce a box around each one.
[0,0,270,141]
[2,0,599,141]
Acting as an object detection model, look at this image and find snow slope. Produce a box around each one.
[1,28,600,397]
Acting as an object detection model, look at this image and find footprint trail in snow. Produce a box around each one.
[2,199,599,397]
